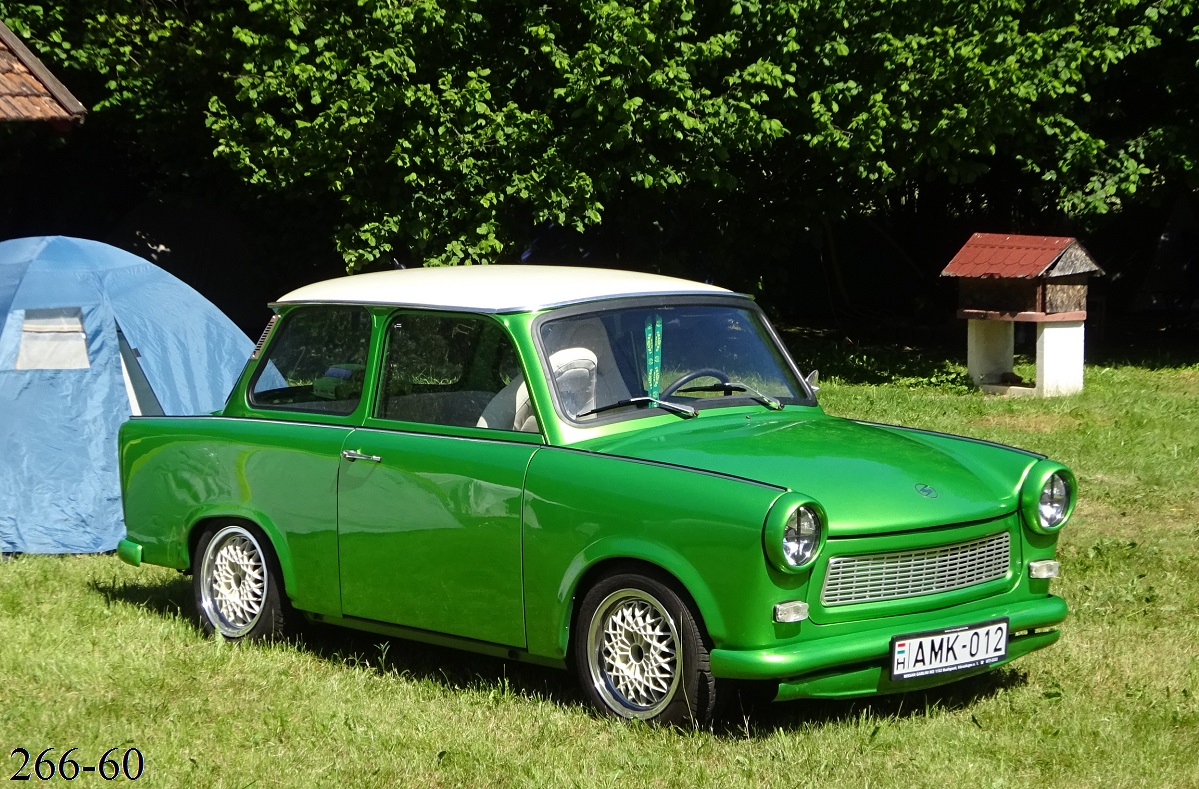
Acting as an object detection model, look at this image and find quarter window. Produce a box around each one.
[378,313,535,432]
[249,306,372,415]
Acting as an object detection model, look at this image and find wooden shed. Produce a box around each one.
[0,20,86,127]
[941,233,1104,396]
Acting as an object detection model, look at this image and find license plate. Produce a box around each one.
[890,618,1008,681]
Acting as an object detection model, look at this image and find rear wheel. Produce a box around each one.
[193,523,288,640]
[574,573,716,727]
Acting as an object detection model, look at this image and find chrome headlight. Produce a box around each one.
[1021,462,1076,534]
[765,496,824,572]
[1039,472,1070,529]
[783,506,821,567]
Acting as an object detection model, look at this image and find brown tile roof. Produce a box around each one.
[941,232,1102,279]
[0,20,86,123]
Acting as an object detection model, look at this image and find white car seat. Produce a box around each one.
[477,347,597,431]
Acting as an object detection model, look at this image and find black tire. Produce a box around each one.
[193,522,289,641]
[574,573,717,727]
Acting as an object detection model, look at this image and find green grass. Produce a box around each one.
[3,359,1198,787]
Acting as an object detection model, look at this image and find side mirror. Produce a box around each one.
[805,369,820,394]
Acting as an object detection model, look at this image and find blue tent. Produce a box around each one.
[0,236,253,553]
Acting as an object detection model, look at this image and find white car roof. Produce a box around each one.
[276,265,737,313]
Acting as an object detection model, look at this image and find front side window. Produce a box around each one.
[539,302,807,424]
[249,306,372,415]
[378,313,534,432]
[15,307,89,370]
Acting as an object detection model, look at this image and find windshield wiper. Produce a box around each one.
[574,396,698,420]
[676,381,784,410]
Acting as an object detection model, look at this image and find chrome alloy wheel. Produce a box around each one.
[199,525,268,638]
[586,588,682,718]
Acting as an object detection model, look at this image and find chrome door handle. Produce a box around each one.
[341,449,382,463]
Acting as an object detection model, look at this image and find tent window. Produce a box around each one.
[16,308,90,370]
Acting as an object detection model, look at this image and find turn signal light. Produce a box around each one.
[1029,560,1061,579]
[774,601,809,623]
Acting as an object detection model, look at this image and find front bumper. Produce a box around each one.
[709,594,1067,701]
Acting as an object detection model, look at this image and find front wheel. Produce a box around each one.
[574,573,716,727]
[193,523,289,641]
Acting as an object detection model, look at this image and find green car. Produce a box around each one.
[117,265,1073,726]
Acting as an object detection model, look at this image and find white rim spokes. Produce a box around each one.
[585,587,684,717]
[602,599,677,706]
[203,530,267,634]
[212,537,264,625]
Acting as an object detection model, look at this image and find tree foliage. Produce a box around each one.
[2,0,1196,272]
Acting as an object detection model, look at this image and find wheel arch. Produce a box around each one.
[562,553,721,663]
[186,513,296,601]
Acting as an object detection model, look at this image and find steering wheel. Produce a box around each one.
[660,368,731,397]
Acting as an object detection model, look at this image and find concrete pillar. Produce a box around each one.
[1035,321,1085,396]
[967,319,1014,386]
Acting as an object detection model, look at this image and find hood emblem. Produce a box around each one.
[915,483,939,499]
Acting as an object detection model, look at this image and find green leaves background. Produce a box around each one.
[3,0,1195,272]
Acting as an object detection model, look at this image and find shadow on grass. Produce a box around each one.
[93,572,1030,735]
[300,620,586,711]
[714,667,1029,738]
[90,572,583,710]
[90,570,192,620]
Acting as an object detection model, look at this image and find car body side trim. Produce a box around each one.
[535,445,788,492]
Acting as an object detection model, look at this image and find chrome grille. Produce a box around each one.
[821,532,1011,606]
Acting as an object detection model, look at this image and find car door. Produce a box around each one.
[235,304,375,616]
[336,311,542,647]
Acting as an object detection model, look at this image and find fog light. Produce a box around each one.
[1029,560,1061,579]
[774,601,809,623]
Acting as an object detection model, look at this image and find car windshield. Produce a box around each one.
[538,302,807,423]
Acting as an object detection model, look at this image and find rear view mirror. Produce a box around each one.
[805,369,820,394]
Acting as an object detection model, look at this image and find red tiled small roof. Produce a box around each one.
[0,21,86,123]
[941,233,1086,279]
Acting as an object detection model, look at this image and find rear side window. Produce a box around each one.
[249,306,372,415]
[377,313,534,432]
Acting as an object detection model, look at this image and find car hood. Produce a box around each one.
[574,409,1038,535]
